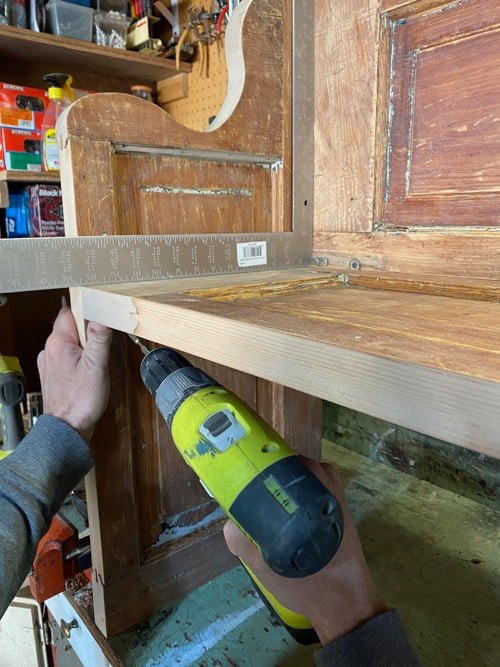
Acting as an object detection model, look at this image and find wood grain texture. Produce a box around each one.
[314,0,379,233]
[78,271,500,457]
[0,171,60,183]
[314,230,500,280]
[385,0,500,227]
[0,181,8,208]
[380,0,456,16]
[112,154,273,234]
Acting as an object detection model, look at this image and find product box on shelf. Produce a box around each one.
[27,184,64,237]
[0,128,42,171]
[5,191,30,238]
[0,83,48,131]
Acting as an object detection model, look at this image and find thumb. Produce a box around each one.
[83,322,113,368]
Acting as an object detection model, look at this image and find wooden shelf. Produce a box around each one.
[78,268,500,458]
[0,25,189,84]
[0,170,60,183]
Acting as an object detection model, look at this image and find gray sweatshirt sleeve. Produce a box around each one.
[314,610,419,667]
[0,414,94,618]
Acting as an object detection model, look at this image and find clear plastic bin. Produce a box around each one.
[45,0,94,41]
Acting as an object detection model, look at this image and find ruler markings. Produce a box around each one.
[0,233,305,293]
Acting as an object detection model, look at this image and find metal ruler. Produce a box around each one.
[0,232,309,293]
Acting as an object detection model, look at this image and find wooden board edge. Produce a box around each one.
[313,231,500,280]
[79,286,500,458]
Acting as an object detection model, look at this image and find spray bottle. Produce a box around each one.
[41,73,74,172]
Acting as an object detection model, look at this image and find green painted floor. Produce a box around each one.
[110,567,314,666]
[110,442,500,667]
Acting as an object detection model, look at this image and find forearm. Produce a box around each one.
[0,415,93,618]
[314,610,420,666]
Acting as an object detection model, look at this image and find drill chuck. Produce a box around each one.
[141,349,216,428]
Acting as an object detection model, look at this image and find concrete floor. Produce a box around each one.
[110,567,315,666]
[110,442,500,667]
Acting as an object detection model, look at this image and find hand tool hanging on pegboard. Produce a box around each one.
[174,1,239,77]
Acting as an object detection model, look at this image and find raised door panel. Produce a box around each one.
[385,0,500,227]
[112,154,279,235]
[313,0,500,279]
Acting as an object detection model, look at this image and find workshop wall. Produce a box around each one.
[323,402,500,512]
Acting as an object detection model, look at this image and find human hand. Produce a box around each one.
[37,306,113,442]
[223,458,387,646]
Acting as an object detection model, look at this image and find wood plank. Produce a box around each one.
[156,73,188,105]
[0,170,60,183]
[185,269,500,302]
[98,283,500,383]
[314,0,379,233]
[314,230,500,280]
[380,0,453,14]
[0,25,188,84]
[0,181,8,208]
[112,153,273,234]
[78,272,500,457]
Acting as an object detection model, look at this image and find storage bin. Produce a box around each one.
[45,0,94,41]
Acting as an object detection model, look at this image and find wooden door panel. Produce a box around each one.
[385,0,500,227]
[313,0,500,279]
[113,154,274,235]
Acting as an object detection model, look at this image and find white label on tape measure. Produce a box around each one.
[236,241,267,267]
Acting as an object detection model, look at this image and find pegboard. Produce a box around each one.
[161,1,229,131]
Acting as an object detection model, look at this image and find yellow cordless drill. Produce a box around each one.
[140,347,344,644]
[0,354,26,455]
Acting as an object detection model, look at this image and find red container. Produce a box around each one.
[0,82,48,130]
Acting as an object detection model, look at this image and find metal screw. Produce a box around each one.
[310,257,329,267]
[349,258,361,271]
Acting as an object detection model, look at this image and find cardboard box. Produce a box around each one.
[0,128,42,171]
[27,184,64,237]
[126,15,160,49]
[0,82,48,130]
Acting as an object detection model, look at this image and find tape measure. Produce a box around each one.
[0,232,307,293]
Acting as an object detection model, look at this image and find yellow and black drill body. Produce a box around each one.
[140,348,344,644]
[0,354,26,453]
